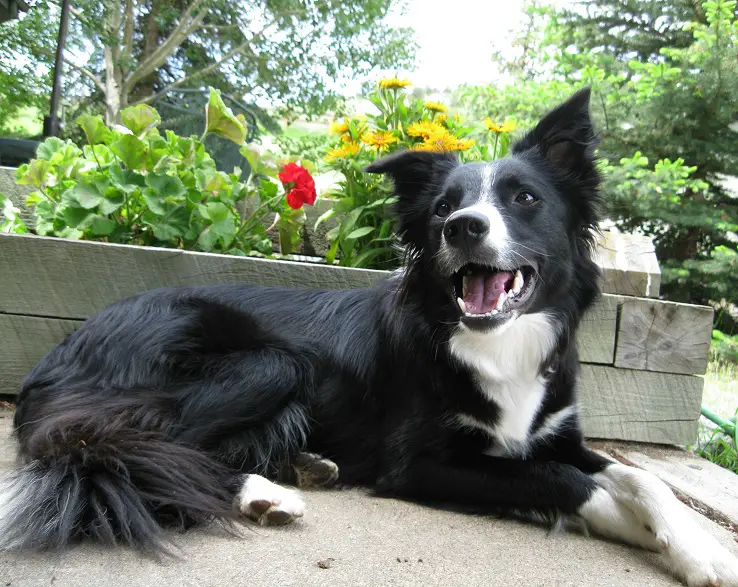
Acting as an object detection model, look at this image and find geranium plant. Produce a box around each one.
[319,77,517,268]
[6,88,315,256]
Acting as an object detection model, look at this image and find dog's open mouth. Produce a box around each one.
[451,263,537,324]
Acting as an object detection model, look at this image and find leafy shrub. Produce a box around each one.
[273,133,333,171]
[318,77,516,268]
[5,88,315,256]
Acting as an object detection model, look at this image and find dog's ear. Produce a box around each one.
[365,150,459,247]
[512,87,598,175]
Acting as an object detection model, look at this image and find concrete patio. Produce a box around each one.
[2,409,738,587]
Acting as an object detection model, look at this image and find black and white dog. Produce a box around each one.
[2,89,737,586]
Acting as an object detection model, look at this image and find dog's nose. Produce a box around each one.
[443,211,490,246]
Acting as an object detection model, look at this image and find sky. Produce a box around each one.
[374,0,572,91]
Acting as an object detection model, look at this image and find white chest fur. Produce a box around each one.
[449,312,563,457]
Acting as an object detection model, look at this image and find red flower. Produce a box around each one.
[278,162,317,210]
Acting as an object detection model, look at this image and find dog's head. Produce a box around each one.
[366,88,602,333]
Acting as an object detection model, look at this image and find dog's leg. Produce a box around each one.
[278,452,340,489]
[579,462,738,587]
[235,474,306,526]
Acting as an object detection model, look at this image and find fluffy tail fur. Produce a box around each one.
[0,394,239,555]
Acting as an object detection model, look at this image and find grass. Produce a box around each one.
[3,106,43,138]
[695,358,738,473]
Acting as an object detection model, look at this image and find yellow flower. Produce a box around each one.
[411,129,475,153]
[484,118,518,133]
[325,141,361,161]
[454,138,476,151]
[407,120,446,139]
[340,133,354,143]
[424,101,448,113]
[361,131,398,152]
[435,113,449,124]
[329,120,350,134]
[378,77,412,89]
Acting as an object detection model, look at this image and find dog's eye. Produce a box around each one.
[515,192,538,206]
[435,201,451,217]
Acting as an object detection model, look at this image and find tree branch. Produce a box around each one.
[64,58,106,93]
[122,0,135,64]
[123,0,208,92]
[133,42,255,105]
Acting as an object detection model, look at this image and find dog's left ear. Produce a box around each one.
[512,87,598,175]
[365,150,459,247]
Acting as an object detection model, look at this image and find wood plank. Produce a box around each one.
[578,364,702,445]
[592,230,661,298]
[578,295,618,364]
[0,233,387,319]
[615,297,714,375]
[0,314,83,395]
[595,441,738,528]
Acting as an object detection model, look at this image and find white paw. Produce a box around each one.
[596,465,738,587]
[658,515,738,587]
[235,474,305,526]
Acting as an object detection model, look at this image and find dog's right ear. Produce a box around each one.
[365,150,458,247]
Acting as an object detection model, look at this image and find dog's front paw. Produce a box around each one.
[659,519,738,587]
[235,474,305,526]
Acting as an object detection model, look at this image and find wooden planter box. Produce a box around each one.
[0,231,713,446]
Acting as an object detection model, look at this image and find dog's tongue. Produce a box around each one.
[463,271,514,315]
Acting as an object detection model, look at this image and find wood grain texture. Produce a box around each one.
[592,230,661,298]
[0,234,387,319]
[578,364,702,445]
[615,298,714,375]
[0,314,83,395]
[578,295,618,364]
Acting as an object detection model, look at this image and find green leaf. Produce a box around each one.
[121,104,161,137]
[346,226,374,239]
[69,181,104,209]
[351,246,394,268]
[88,215,117,236]
[142,204,189,241]
[76,114,112,145]
[142,188,167,215]
[99,190,125,215]
[62,205,92,228]
[110,135,147,170]
[16,160,51,187]
[109,164,145,193]
[314,208,336,230]
[199,201,230,223]
[145,172,186,199]
[206,87,247,145]
[36,137,67,161]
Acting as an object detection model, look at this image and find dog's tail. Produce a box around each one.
[0,394,238,555]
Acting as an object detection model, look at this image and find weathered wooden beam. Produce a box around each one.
[578,364,701,445]
[0,314,82,395]
[592,230,661,298]
[615,297,714,375]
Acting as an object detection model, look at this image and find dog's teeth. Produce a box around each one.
[457,297,466,313]
[491,309,498,315]
[496,292,506,311]
[512,270,524,295]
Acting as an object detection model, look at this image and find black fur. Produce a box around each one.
[2,88,613,554]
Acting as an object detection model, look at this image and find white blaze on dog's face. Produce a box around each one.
[365,88,602,333]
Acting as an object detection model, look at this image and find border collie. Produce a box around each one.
[2,89,736,586]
